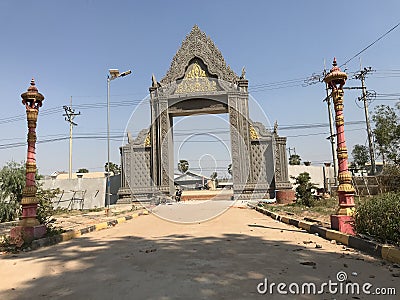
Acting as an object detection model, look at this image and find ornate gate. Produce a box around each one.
[118,26,292,201]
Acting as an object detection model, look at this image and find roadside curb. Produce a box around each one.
[249,204,400,264]
[31,210,149,250]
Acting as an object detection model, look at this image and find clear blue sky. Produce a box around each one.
[1,1,399,175]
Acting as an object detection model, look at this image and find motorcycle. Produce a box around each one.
[175,189,182,202]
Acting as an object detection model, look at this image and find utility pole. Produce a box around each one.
[304,62,339,184]
[287,147,296,157]
[323,67,339,185]
[63,96,80,179]
[354,66,376,174]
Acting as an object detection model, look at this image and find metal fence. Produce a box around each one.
[352,176,400,196]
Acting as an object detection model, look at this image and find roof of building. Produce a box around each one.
[51,171,110,179]
[174,171,211,182]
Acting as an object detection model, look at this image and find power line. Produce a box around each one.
[0,120,367,147]
[340,21,400,67]
[0,125,367,150]
[1,72,397,127]
[249,77,308,92]
[285,128,365,138]
[278,120,365,130]
[0,99,145,125]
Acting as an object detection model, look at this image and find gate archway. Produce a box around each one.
[118,25,292,202]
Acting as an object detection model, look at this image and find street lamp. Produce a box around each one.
[107,69,132,215]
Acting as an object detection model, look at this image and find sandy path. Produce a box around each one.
[0,206,398,299]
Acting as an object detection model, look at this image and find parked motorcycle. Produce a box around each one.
[175,189,182,202]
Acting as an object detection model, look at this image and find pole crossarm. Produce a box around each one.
[63,105,80,125]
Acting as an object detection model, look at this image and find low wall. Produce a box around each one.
[40,175,121,209]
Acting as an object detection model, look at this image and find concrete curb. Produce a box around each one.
[250,204,400,264]
[31,210,149,250]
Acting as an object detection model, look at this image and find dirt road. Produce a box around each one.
[0,205,398,299]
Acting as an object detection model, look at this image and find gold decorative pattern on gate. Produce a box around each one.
[249,124,259,140]
[175,62,217,94]
[144,132,151,147]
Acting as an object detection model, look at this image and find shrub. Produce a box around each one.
[0,199,20,222]
[292,172,316,207]
[354,192,400,246]
[0,187,60,225]
[36,188,60,226]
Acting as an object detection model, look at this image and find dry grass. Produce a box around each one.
[263,196,368,226]
[264,198,339,225]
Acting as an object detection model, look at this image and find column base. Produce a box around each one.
[330,215,355,235]
[10,224,46,247]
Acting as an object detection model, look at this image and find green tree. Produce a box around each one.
[0,161,57,223]
[0,160,21,222]
[372,105,400,164]
[351,144,369,168]
[178,160,189,174]
[104,162,121,175]
[292,172,316,207]
[77,168,89,173]
[289,154,301,165]
[0,161,26,202]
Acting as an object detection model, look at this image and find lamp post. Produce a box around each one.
[106,69,131,215]
[324,58,355,235]
[10,79,46,245]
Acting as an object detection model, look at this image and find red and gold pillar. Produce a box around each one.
[10,79,46,244]
[324,59,355,235]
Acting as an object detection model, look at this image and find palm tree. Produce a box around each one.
[289,154,301,165]
[104,162,121,175]
[178,160,189,174]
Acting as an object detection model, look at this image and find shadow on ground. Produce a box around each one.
[0,227,398,299]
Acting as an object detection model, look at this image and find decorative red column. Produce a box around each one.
[10,79,46,245]
[324,59,355,235]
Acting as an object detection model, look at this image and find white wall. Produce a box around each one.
[288,165,335,190]
[41,177,106,209]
